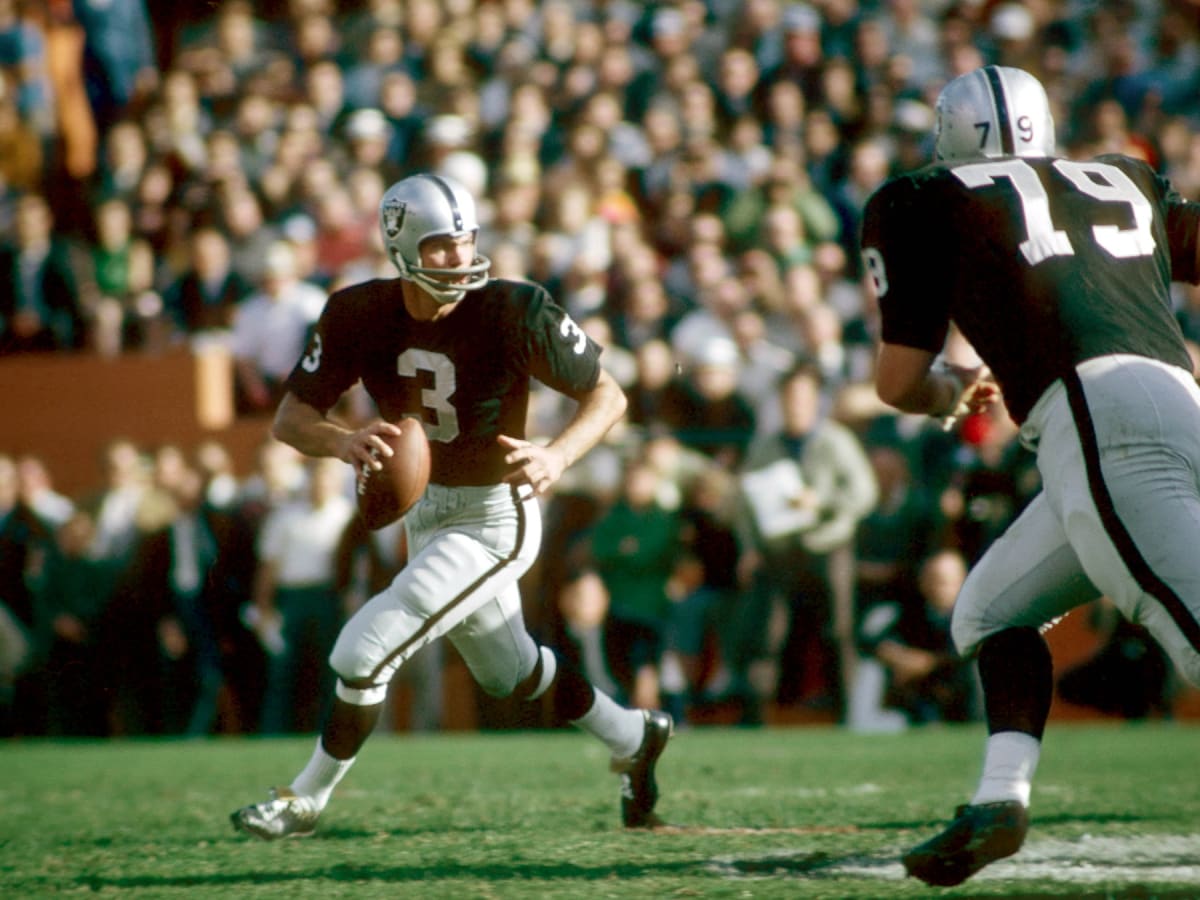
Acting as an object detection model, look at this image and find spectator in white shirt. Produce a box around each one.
[251,457,355,734]
[230,241,327,415]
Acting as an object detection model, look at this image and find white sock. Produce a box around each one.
[971,731,1040,807]
[572,689,644,759]
[291,738,356,811]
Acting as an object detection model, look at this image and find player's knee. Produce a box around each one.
[469,640,545,699]
[328,635,390,704]
[328,637,364,684]
[474,669,520,699]
[950,603,985,657]
[471,652,528,699]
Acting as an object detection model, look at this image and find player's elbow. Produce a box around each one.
[612,381,629,419]
[594,367,628,420]
[269,406,294,445]
[270,393,309,447]
[875,379,916,413]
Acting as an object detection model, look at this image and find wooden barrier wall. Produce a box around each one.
[2,345,269,496]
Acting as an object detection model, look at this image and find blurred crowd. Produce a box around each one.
[3,0,1198,737]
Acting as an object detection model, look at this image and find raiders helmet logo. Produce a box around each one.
[382,199,407,238]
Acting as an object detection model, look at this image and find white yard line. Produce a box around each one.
[710,833,1200,884]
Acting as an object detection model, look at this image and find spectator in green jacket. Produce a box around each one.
[589,455,682,710]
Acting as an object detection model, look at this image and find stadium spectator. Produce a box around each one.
[661,336,757,470]
[0,0,55,144]
[217,183,279,286]
[71,0,157,133]
[85,438,148,565]
[162,226,250,336]
[166,459,253,734]
[341,24,406,110]
[722,154,841,261]
[852,547,977,730]
[0,454,52,735]
[15,454,74,528]
[84,194,161,354]
[341,107,403,186]
[659,462,743,724]
[0,86,42,195]
[854,444,940,616]
[33,511,113,736]
[251,457,354,735]
[735,359,877,723]
[93,119,151,205]
[0,193,84,355]
[589,455,682,709]
[760,3,825,109]
[229,239,325,414]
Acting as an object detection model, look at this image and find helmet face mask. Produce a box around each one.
[934,66,1056,161]
[380,173,491,304]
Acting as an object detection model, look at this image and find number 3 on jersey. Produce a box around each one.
[952,158,1156,265]
[397,348,459,442]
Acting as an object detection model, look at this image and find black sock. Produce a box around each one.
[977,627,1053,739]
[321,697,383,760]
[516,648,595,725]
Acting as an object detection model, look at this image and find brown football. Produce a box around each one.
[356,418,431,530]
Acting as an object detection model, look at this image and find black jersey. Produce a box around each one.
[285,278,603,485]
[861,153,1200,422]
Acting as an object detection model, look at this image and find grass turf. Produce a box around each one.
[2,722,1196,898]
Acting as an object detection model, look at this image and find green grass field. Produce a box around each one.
[3,723,1197,899]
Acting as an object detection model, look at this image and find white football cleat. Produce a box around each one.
[230,787,319,840]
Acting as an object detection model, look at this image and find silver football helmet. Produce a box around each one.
[934,66,1055,161]
[379,173,491,304]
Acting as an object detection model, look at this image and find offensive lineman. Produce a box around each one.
[862,66,1200,886]
[231,173,672,838]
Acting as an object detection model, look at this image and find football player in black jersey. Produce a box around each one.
[232,173,672,839]
[862,66,1200,886]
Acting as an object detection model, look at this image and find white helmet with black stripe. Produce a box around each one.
[379,173,491,304]
[934,66,1055,161]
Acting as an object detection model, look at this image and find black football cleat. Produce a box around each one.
[902,800,1029,887]
[612,710,673,828]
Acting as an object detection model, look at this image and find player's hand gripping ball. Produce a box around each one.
[356,418,431,530]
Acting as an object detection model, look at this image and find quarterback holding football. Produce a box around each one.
[232,173,672,839]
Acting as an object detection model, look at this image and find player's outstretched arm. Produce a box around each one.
[273,391,402,472]
[500,368,628,496]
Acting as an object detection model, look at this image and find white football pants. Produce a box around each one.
[330,482,542,705]
[952,355,1200,686]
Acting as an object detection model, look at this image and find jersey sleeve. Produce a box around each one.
[861,176,951,353]
[283,290,359,413]
[522,284,603,394]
